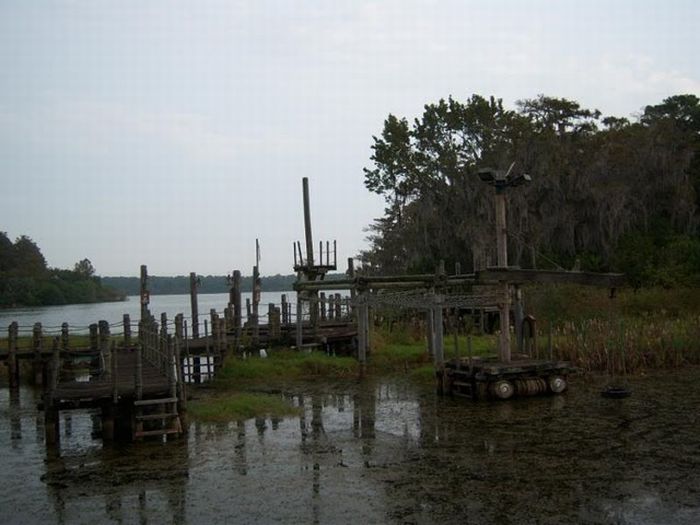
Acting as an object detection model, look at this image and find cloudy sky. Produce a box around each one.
[1,0,698,276]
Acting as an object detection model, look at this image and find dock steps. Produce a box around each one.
[134,397,178,406]
[133,397,182,440]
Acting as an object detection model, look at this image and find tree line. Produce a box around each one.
[0,233,124,307]
[102,273,298,296]
[362,94,700,287]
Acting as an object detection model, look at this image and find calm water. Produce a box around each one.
[0,292,297,336]
[1,372,699,524]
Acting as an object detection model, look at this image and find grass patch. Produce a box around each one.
[188,392,300,422]
[214,350,358,387]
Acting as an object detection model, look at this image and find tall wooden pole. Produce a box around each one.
[190,272,200,339]
[140,265,150,322]
[495,189,511,363]
[252,265,260,347]
[232,270,242,346]
[302,177,314,267]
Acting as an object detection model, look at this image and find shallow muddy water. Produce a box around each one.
[1,371,699,524]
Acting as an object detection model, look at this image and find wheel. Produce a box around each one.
[491,379,515,400]
[548,375,567,394]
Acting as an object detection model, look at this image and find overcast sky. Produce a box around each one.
[1,0,698,277]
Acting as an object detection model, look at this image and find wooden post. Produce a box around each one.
[335,293,342,320]
[296,295,303,348]
[45,337,61,446]
[204,319,210,357]
[8,322,19,389]
[140,264,150,321]
[269,303,281,340]
[99,320,110,376]
[347,258,356,320]
[232,270,242,346]
[123,314,131,349]
[455,261,461,275]
[89,323,98,351]
[514,286,524,355]
[174,325,187,433]
[111,340,118,403]
[246,298,251,323]
[426,310,435,357]
[252,265,260,347]
[281,294,289,325]
[168,336,176,399]
[190,272,200,339]
[433,299,444,368]
[61,323,69,352]
[495,190,511,363]
[320,292,327,321]
[32,322,43,386]
[210,310,219,356]
[302,177,315,267]
[357,296,368,375]
[135,325,143,401]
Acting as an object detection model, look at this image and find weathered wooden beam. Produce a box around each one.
[476,268,625,287]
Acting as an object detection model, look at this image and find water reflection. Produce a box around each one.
[2,373,700,523]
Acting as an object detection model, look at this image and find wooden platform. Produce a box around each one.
[51,349,169,407]
[443,356,574,400]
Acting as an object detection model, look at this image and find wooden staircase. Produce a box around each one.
[133,397,182,440]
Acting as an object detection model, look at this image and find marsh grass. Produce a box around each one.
[188,393,300,422]
[549,316,700,372]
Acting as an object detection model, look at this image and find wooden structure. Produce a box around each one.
[293,175,625,399]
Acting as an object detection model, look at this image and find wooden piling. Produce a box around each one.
[252,265,261,347]
[111,340,118,403]
[123,314,131,349]
[140,265,150,321]
[514,286,524,354]
[135,323,143,401]
[320,292,327,321]
[281,294,289,325]
[334,293,342,319]
[99,320,110,375]
[269,303,281,340]
[44,337,61,446]
[61,323,69,352]
[426,310,435,357]
[296,296,303,348]
[8,322,19,389]
[232,270,242,346]
[32,322,43,386]
[190,272,200,339]
[89,323,98,351]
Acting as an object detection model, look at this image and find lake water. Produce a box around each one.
[1,372,699,524]
[0,292,298,336]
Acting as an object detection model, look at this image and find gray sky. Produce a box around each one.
[2,0,698,276]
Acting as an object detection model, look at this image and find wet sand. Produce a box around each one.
[1,371,699,524]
